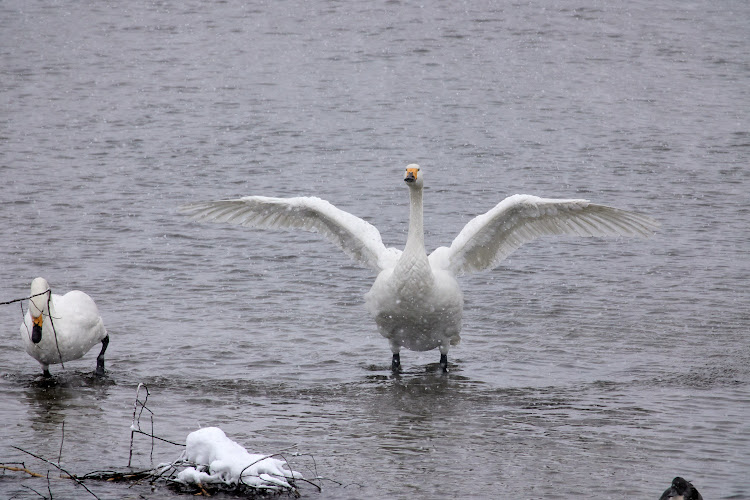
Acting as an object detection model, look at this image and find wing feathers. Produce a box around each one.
[434,194,659,275]
[180,196,396,272]
[183,193,658,276]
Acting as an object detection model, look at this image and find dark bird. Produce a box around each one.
[659,477,703,500]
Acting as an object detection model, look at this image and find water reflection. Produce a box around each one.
[23,372,113,432]
[355,372,488,456]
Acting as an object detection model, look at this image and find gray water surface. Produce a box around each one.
[1,1,748,498]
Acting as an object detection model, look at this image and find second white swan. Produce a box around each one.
[181,165,659,372]
[21,277,109,377]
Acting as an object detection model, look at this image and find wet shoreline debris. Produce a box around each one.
[3,383,333,498]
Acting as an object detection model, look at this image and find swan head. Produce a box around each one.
[404,164,422,188]
[29,277,50,344]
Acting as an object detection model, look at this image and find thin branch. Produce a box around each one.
[130,429,185,447]
[134,384,151,429]
[238,452,283,483]
[46,290,64,368]
[0,289,51,306]
[46,470,53,500]
[11,446,100,500]
[0,464,46,478]
[149,414,154,465]
[57,421,65,466]
[21,301,30,340]
[20,484,48,500]
[146,461,182,485]
[234,441,301,482]
[288,452,340,487]
[315,475,345,486]
[128,383,150,467]
[291,475,323,492]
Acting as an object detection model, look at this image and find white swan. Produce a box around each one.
[20,277,109,377]
[181,164,659,372]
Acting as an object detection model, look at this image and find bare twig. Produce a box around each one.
[0,289,51,306]
[20,484,48,499]
[0,464,46,478]
[149,414,154,464]
[57,421,65,465]
[288,453,341,488]
[127,384,184,469]
[46,290,64,368]
[78,468,168,482]
[238,453,283,483]
[11,446,100,500]
[133,384,150,428]
[292,475,323,493]
[235,450,319,493]
[130,429,185,447]
[21,301,29,339]
[316,476,345,486]
[128,383,150,467]
[146,461,183,485]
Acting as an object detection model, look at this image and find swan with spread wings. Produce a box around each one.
[181,165,658,372]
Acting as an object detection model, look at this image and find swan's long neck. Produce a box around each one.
[404,185,425,255]
[393,185,433,291]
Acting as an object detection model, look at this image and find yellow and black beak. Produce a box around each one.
[32,314,43,343]
[404,167,419,183]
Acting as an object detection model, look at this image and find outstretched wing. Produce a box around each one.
[429,194,659,276]
[180,196,400,272]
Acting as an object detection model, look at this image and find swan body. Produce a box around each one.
[181,164,659,372]
[21,277,109,376]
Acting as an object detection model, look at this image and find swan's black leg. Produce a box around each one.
[95,335,110,376]
[440,353,448,373]
[391,352,401,372]
[42,366,51,378]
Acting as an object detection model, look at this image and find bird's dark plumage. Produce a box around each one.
[659,477,702,500]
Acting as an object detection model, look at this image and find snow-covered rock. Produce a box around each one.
[176,427,302,490]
